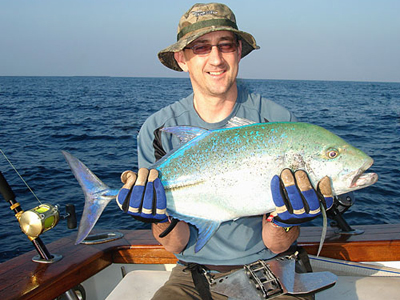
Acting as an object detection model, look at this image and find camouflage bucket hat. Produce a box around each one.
[158,3,259,71]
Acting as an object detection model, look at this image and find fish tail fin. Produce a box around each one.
[62,151,116,245]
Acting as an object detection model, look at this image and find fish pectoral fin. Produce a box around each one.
[317,203,328,257]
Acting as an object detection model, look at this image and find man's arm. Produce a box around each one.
[152,221,190,254]
[262,216,299,254]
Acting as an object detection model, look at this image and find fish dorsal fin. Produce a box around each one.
[161,117,255,143]
[151,126,210,170]
[161,126,208,143]
[225,116,256,128]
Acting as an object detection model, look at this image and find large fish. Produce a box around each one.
[63,120,378,251]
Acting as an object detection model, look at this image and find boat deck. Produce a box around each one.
[1,224,400,300]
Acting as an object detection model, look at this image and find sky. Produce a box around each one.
[1,0,399,82]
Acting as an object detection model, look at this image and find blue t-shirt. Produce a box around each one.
[137,85,296,265]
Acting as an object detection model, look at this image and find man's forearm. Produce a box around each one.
[262,215,300,254]
[152,221,190,254]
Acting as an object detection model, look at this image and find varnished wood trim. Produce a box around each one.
[1,225,400,300]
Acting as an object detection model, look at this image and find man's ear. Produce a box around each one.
[174,51,188,72]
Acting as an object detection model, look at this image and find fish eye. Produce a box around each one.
[327,148,339,159]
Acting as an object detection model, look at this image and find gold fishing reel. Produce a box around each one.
[18,204,60,239]
[1,170,77,263]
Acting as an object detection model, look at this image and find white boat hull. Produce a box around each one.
[97,257,400,300]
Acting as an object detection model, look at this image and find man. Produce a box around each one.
[117,3,333,299]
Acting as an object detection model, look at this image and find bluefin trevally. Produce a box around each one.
[63,120,377,251]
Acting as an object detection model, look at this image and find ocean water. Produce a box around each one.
[0,76,399,263]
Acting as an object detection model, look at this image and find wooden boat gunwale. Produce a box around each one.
[1,224,400,300]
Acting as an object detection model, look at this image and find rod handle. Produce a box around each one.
[0,171,16,202]
[66,204,77,229]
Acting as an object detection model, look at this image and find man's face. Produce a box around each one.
[175,31,242,99]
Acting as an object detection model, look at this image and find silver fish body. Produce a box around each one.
[157,122,376,221]
[63,121,377,249]
[152,122,377,251]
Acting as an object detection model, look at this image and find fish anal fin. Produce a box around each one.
[169,212,221,253]
[195,220,220,253]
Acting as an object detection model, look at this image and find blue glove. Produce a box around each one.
[270,169,333,227]
[116,168,168,223]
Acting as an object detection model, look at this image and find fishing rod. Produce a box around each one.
[0,150,77,263]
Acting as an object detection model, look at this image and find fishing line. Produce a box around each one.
[0,148,42,204]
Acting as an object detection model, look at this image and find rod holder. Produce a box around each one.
[0,171,62,263]
[327,195,364,236]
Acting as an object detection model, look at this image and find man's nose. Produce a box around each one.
[208,45,224,63]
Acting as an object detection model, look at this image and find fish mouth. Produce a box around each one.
[349,160,378,190]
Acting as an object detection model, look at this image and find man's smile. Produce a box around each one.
[208,70,226,76]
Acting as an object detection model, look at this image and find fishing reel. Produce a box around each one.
[18,203,77,239]
[0,171,77,263]
[327,193,364,235]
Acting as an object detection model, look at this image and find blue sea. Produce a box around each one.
[0,76,399,263]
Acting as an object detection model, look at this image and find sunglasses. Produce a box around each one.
[184,42,238,55]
